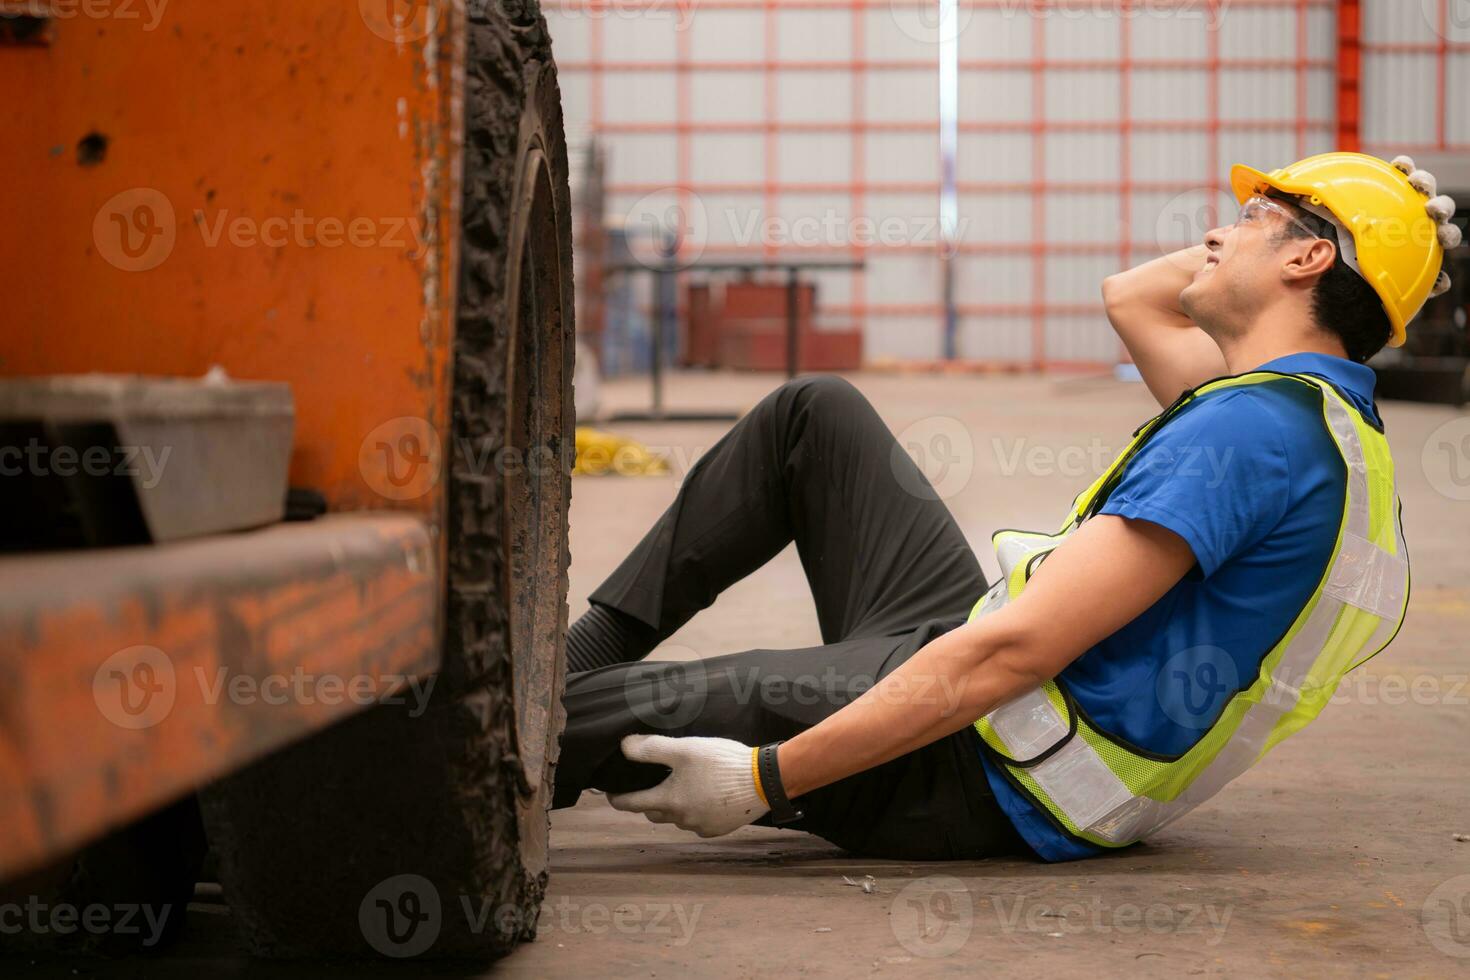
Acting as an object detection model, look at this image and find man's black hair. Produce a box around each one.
[1267,193,1394,363]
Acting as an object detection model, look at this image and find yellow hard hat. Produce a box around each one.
[1230,151,1445,348]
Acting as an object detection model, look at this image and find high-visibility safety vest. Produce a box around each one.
[969,371,1409,849]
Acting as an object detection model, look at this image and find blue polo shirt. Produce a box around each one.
[980,353,1382,861]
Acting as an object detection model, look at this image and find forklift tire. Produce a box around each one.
[197,6,574,961]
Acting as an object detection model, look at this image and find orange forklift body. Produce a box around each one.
[0,1,468,878]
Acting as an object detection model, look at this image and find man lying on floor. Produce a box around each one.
[551,153,1458,861]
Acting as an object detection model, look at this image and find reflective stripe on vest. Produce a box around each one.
[969,371,1410,848]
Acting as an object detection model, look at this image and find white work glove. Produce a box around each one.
[606,734,770,838]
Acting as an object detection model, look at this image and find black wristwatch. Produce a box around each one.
[756,741,804,825]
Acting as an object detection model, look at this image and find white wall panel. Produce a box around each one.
[1044,132,1120,182]
[1127,131,1210,183]
[867,316,944,361]
[779,133,853,184]
[1361,0,1465,152]
[959,194,1034,245]
[1048,193,1120,245]
[1131,186,1235,252]
[776,11,851,61]
[865,10,943,61]
[691,134,764,184]
[602,13,677,63]
[779,73,853,123]
[963,70,1035,122]
[1362,53,1440,145]
[1046,255,1117,304]
[956,132,1032,182]
[690,11,762,60]
[545,12,590,62]
[776,191,856,244]
[1128,68,1207,122]
[1129,12,1208,60]
[1218,130,1301,175]
[695,194,765,249]
[956,255,1032,306]
[868,255,939,307]
[1218,6,1298,58]
[556,1,1371,369]
[558,72,590,133]
[602,71,676,123]
[1362,1,1439,43]
[1044,8,1121,60]
[689,71,763,123]
[806,269,854,310]
[1046,316,1117,363]
[1451,54,1470,145]
[867,132,940,184]
[1044,70,1119,121]
[1220,69,1299,121]
[1305,7,1337,59]
[957,9,1033,62]
[606,134,678,186]
[863,193,947,248]
[958,317,1033,362]
[865,70,938,121]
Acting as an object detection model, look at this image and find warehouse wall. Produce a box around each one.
[547,0,1462,369]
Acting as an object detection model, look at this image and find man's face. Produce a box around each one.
[1179,196,1321,335]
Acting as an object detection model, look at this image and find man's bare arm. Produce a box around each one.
[777,515,1197,798]
[1102,246,1227,408]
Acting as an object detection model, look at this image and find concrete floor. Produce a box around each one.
[506,369,1470,978]
[10,369,1469,978]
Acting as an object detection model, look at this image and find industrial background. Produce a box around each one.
[548,0,1467,372]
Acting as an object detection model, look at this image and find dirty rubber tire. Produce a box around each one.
[197,4,574,963]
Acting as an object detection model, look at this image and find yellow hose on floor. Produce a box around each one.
[573,427,670,477]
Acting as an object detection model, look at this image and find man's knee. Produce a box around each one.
[765,375,874,429]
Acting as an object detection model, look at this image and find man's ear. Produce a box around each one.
[1281,237,1337,284]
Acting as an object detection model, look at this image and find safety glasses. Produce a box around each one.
[1236,195,1327,240]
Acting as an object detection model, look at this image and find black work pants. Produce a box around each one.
[555,376,1029,860]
